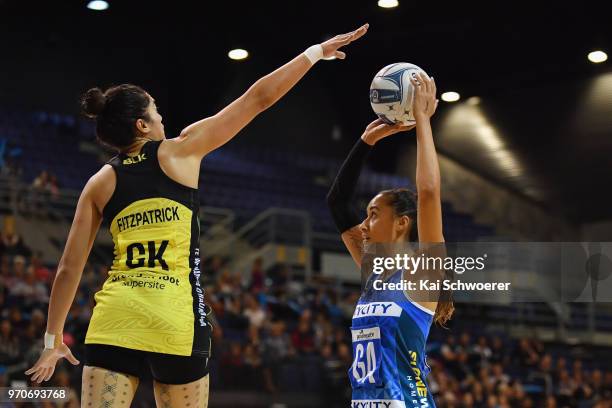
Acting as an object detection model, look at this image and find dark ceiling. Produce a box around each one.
[0,1,611,224]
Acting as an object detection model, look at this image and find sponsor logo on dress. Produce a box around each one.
[352,302,402,319]
[351,326,381,342]
[351,400,407,408]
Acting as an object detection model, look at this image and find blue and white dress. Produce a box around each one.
[349,270,436,408]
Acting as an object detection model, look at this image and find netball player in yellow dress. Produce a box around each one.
[25,24,368,408]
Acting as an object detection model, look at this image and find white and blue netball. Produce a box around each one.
[369,62,427,125]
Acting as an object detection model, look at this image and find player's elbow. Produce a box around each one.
[249,80,276,112]
[55,263,79,280]
[417,183,440,197]
[254,90,274,112]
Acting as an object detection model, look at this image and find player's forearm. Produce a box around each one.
[415,116,441,194]
[250,51,315,112]
[46,268,81,336]
[326,137,372,233]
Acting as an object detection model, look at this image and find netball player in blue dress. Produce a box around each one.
[327,73,452,408]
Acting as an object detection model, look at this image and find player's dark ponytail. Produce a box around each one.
[81,88,106,117]
[80,84,151,150]
[380,188,454,326]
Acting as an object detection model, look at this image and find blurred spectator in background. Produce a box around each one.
[0,223,31,258]
[217,269,236,296]
[556,369,574,406]
[291,309,315,355]
[320,342,352,407]
[243,293,266,330]
[0,319,20,366]
[220,341,244,388]
[203,255,223,283]
[0,151,24,179]
[269,264,290,296]
[529,353,554,397]
[249,257,265,293]
[490,335,507,365]
[9,258,49,308]
[29,251,51,283]
[517,338,540,369]
[30,170,50,213]
[262,320,294,392]
[47,174,60,201]
[473,335,493,369]
[0,255,12,289]
[313,310,334,348]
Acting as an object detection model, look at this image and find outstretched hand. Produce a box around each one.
[25,343,80,384]
[321,23,369,60]
[361,118,416,145]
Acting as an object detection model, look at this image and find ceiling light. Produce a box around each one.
[588,50,608,64]
[87,0,109,11]
[228,49,249,61]
[441,91,460,102]
[378,0,399,8]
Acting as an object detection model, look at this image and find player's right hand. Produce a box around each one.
[361,118,416,145]
[320,23,369,60]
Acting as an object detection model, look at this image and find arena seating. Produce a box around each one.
[1,108,611,406]
[0,108,497,240]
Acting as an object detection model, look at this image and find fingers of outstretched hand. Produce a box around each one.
[68,354,80,365]
[40,367,52,383]
[385,123,408,136]
[394,123,416,133]
[63,348,80,365]
[373,122,390,134]
[409,75,421,92]
[417,72,430,93]
[366,118,384,130]
[30,366,49,384]
[348,23,369,42]
[24,365,37,376]
[44,366,56,382]
[337,23,369,46]
[29,367,40,383]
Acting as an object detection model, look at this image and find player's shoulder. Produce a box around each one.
[89,164,115,186]
[82,164,116,211]
[158,135,192,159]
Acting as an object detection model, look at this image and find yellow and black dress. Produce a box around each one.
[84,140,211,383]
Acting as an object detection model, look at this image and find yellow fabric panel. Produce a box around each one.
[85,198,195,355]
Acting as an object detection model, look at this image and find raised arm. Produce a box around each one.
[327,120,414,267]
[410,72,444,243]
[177,24,368,160]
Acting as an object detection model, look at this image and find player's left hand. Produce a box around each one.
[410,72,438,119]
[25,343,80,384]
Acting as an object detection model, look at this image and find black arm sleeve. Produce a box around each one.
[326,138,373,233]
